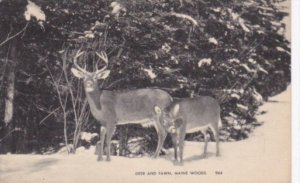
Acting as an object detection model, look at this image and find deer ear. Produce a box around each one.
[71,68,85,78]
[96,70,111,79]
[172,104,180,116]
[154,106,162,115]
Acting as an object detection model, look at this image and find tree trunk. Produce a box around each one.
[4,58,15,125]
[1,38,17,153]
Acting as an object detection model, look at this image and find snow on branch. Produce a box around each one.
[110,1,126,17]
[143,67,157,79]
[170,12,198,26]
[198,58,212,67]
[24,0,46,22]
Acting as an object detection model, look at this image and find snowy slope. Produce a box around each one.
[0,86,291,183]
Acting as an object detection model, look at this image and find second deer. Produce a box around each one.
[154,96,222,163]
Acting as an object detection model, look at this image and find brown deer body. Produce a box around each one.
[71,51,172,161]
[155,96,222,163]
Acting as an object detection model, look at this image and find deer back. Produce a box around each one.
[99,88,172,124]
[168,96,220,132]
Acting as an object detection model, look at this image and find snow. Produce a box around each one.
[238,18,250,32]
[110,2,126,16]
[84,31,95,38]
[24,0,46,22]
[228,10,250,32]
[170,13,198,26]
[0,86,291,183]
[240,63,256,73]
[230,93,240,100]
[162,43,171,53]
[276,46,286,52]
[258,65,268,74]
[208,37,218,45]
[143,67,157,79]
[236,103,248,111]
[80,132,98,143]
[228,58,240,64]
[251,88,263,105]
[198,58,212,67]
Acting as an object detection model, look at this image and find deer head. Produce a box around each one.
[71,50,111,92]
[154,104,183,134]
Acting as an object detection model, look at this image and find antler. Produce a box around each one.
[73,49,88,74]
[95,51,108,73]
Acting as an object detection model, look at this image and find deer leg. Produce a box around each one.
[98,126,106,161]
[202,131,209,158]
[171,133,178,161]
[178,128,185,164]
[153,119,167,158]
[118,127,124,156]
[105,125,115,161]
[211,126,220,157]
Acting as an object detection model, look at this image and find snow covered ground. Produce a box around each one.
[0,86,291,183]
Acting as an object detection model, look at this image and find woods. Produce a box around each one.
[0,0,290,155]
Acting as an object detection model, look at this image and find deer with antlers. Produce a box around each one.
[71,50,173,161]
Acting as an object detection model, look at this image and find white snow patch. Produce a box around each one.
[238,18,250,32]
[229,58,240,64]
[276,46,286,52]
[229,10,250,32]
[143,67,157,79]
[162,43,171,53]
[252,88,263,104]
[0,87,291,183]
[237,103,248,111]
[212,7,221,12]
[240,64,256,73]
[258,65,268,74]
[85,33,95,38]
[229,112,238,118]
[198,58,212,67]
[231,93,241,99]
[233,124,242,130]
[24,0,46,22]
[230,11,239,20]
[208,37,218,45]
[80,132,98,142]
[170,55,179,64]
[170,12,198,26]
[248,58,256,64]
[177,77,188,83]
[110,2,126,16]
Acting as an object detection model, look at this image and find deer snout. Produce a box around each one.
[85,81,94,92]
[168,126,176,134]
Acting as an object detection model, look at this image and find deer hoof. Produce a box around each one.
[173,161,184,166]
[152,153,158,159]
[153,155,160,159]
[97,157,103,161]
[106,157,111,161]
[200,153,207,159]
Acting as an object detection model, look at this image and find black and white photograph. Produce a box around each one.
[0,0,293,182]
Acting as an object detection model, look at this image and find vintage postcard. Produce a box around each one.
[0,0,292,183]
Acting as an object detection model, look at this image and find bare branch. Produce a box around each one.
[0,23,29,47]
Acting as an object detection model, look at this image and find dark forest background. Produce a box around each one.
[0,0,290,156]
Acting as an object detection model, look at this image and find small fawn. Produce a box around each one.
[154,96,222,163]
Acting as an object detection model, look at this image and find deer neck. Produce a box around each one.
[85,89,103,119]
